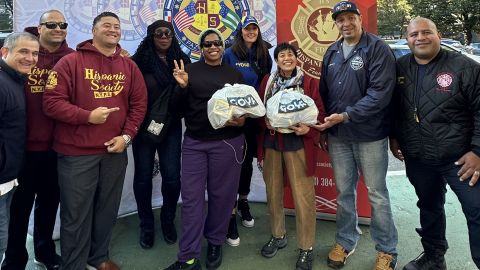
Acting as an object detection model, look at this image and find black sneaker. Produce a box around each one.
[164,259,202,270]
[296,249,313,270]
[403,252,446,270]
[206,243,222,270]
[237,199,254,227]
[162,221,178,245]
[261,235,288,258]
[33,253,62,270]
[226,214,240,246]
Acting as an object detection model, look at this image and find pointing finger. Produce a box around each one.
[105,107,120,114]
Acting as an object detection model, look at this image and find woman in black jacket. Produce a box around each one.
[131,20,190,249]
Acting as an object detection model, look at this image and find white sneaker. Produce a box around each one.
[226,235,240,247]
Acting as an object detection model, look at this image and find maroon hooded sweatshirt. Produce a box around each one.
[43,40,147,155]
[24,26,75,151]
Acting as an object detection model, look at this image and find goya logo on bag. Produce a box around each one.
[278,99,308,113]
[227,95,259,108]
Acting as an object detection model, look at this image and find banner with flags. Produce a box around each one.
[13,0,277,56]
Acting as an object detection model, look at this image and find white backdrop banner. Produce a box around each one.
[13,0,277,56]
[15,0,276,217]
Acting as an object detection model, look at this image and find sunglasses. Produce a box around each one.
[154,30,173,39]
[40,22,68,30]
[202,40,223,48]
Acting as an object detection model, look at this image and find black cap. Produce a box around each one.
[332,1,360,20]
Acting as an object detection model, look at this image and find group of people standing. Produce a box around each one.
[0,1,480,270]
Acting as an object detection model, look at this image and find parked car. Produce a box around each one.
[470,43,480,55]
[0,32,11,48]
[390,41,480,63]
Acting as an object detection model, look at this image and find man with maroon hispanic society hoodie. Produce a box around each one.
[43,12,147,270]
[1,10,74,270]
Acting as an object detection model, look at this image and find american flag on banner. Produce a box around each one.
[173,1,196,31]
[140,0,158,23]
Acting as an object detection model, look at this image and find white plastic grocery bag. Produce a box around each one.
[208,83,266,129]
[266,88,318,133]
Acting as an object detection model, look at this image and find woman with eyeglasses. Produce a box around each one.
[130,20,190,250]
[164,28,244,270]
[222,15,272,247]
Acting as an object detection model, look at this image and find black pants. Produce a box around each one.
[132,120,182,232]
[405,157,480,268]
[57,152,127,270]
[1,151,59,270]
[237,119,258,196]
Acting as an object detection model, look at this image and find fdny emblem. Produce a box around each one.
[350,56,364,71]
[164,0,250,60]
[290,0,340,79]
[436,72,453,89]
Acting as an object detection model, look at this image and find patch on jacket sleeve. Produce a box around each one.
[45,71,58,91]
[350,56,364,70]
[397,76,405,84]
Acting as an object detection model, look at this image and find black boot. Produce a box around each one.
[161,207,177,244]
[403,251,446,270]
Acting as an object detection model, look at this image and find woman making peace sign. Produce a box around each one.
[165,28,245,270]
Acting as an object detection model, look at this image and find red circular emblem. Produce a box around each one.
[437,73,453,88]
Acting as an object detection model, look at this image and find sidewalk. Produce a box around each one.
[24,174,476,269]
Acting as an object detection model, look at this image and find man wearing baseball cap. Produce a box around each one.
[314,1,398,269]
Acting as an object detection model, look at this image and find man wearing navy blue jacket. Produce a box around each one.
[0,32,39,262]
[314,1,398,270]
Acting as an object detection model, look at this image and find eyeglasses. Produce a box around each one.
[202,40,223,48]
[154,30,173,39]
[40,22,68,30]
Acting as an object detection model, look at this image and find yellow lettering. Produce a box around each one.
[85,68,94,80]
[91,80,99,91]
[28,75,38,85]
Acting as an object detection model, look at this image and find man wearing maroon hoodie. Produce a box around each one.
[43,12,147,270]
[1,10,74,270]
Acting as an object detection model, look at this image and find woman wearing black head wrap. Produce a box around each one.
[131,20,190,249]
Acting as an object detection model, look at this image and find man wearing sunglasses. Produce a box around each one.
[1,10,74,270]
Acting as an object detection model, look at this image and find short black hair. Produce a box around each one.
[274,42,298,60]
[92,12,120,28]
[199,29,221,48]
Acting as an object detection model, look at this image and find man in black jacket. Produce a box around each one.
[0,32,39,262]
[390,17,480,270]
[1,10,74,270]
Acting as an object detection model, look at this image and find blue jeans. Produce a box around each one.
[132,119,182,231]
[328,136,398,254]
[405,157,480,268]
[0,187,15,263]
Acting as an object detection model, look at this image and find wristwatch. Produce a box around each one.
[122,134,132,147]
[341,112,350,123]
